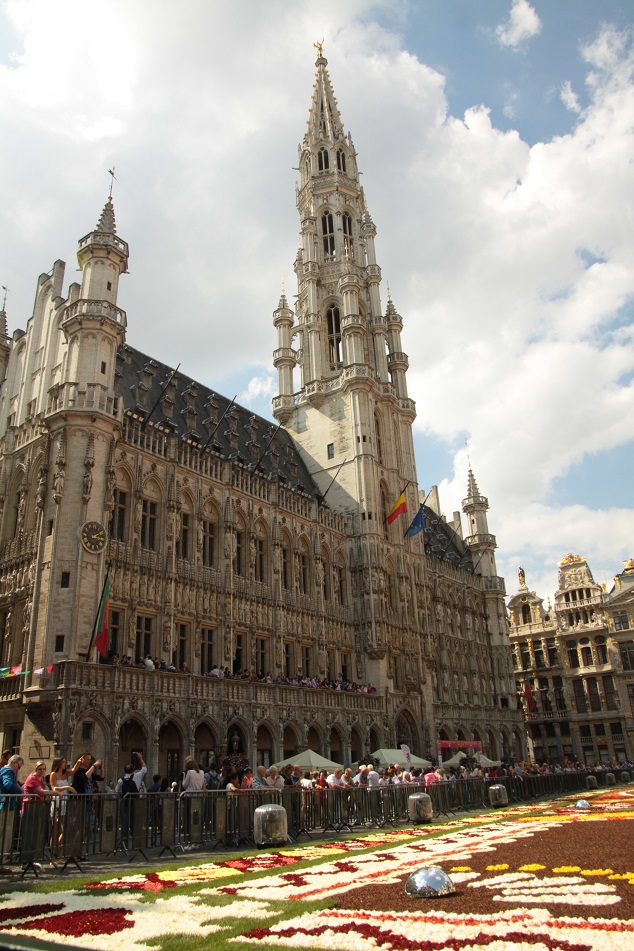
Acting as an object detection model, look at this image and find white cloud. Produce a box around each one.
[496,0,542,50]
[503,92,519,118]
[560,80,581,113]
[239,375,276,408]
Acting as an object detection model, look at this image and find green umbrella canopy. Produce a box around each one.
[369,748,432,769]
[271,749,344,771]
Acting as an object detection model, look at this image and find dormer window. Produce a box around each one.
[336,149,346,173]
[321,212,335,259]
[318,147,329,172]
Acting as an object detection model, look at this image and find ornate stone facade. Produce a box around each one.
[0,52,523,781]
[508,555,634,763]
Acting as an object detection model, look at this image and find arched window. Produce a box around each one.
[321,212,335,259]
[342,212,354,258]
[336,148,346,173]
[326,304,342,368]
[521,603,531,624]
[318,147,330,172]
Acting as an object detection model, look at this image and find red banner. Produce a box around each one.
[437,740,483,750]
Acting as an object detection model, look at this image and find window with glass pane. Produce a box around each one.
[603,675,618,710]
[299,552,308,594]
[112,490,127,541]
[141,500,157,549]
[587,677,601,712]
[202,520,215,567]
[572,678,587,713]
[200,628,214,674]
[619,641,634,671]
[135,615,152,661]
[177,513,190,559]
[173,623,187,669]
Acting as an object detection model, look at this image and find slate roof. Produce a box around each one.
[116,344,320,498]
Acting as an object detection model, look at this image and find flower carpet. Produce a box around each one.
[0,788,632,950]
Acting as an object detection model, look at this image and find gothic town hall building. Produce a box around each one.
[0,53,523,779]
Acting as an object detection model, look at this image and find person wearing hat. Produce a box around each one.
[23,762,70,805]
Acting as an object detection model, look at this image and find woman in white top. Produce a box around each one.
[49,756,77,861]
[181,757,205,792]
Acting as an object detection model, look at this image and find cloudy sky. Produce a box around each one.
[1,0,633,603]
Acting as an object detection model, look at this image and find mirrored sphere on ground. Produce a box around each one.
[405,866,456,898]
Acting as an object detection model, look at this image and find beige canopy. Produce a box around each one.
[369,748,432,769]
[271,749,344,771]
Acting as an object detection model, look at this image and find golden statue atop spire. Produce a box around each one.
[314,39,324,59]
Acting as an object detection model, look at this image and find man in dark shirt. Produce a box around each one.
[71,753,103,794]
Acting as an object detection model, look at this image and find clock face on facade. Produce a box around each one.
[81,520,107,553]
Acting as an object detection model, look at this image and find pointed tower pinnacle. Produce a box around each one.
[306,45,346,146]
[95,196,117,235]
[466,467,480,501]
[462,466,499,579]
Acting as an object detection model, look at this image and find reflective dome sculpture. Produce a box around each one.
[575,799,590,811]
[488,784,509,808]
[405,866,456,898]
[408,792,433,824]
[253,803,288,847]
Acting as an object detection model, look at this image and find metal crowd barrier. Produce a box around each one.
[0,769,614,873]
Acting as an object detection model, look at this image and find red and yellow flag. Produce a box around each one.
[386,492,407,525]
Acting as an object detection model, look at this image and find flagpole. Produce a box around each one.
[403,488,432,538]
[85,561,111,660]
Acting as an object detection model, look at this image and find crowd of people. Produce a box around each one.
[104,653,377,694]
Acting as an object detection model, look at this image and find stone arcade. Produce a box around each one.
[0,52,523,780]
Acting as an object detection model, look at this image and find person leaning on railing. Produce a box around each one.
[23,762,72,807]
[0,755,24,809]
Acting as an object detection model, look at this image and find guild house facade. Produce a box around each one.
[0,51,523,781]
[508,555,634,764]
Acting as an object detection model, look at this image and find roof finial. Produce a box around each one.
[108,166,116,199]
[1,285,8,312]
[465,437,471,468]
[314,38,324,61]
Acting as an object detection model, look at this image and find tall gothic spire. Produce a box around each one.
[305,48,346,146]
